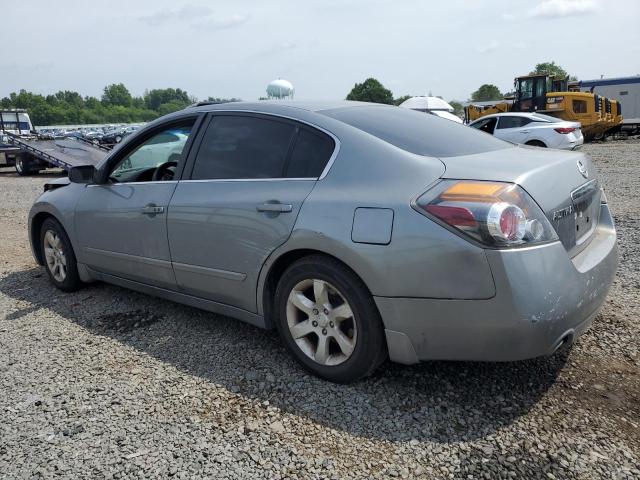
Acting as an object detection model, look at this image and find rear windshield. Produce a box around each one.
[320,105,510,157]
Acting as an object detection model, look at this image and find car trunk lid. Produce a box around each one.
[439,145,600,256]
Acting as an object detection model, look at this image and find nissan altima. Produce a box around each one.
[28,101,618,382]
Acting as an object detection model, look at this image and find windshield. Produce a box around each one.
[320,106,509,157]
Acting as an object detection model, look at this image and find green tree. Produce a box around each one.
[102,83,132,107]
[448,100,464,117]
[156,100,189,116]
[206,97,241,104]
[530,61,576,80]
[2,84,204,125]
[471,84,503,102]
[346,78,394,104]
[144,88,191,110]
[393,95,412,106]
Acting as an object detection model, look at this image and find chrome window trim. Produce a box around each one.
[193,109,341,181]
[180,178,316,183]
[87,180,179,187]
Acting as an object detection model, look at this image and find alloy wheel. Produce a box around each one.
[43,230,67,282]
[286,279,357,366]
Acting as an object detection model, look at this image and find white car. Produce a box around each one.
[468,112,583,150]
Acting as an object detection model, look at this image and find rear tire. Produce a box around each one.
[40,218,82,292]
[525,140,547,148]
[15,155,40,176]
[274,255,387,383]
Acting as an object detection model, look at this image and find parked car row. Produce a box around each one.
[36,124,143,147]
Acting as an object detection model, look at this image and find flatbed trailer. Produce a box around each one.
[3,133,108,175]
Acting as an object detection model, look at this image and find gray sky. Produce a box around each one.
[2,0,639,102]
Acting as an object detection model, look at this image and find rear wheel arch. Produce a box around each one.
[261,249,377,327]
[525,139,547,147]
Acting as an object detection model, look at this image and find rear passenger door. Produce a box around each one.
[167,113,336,312]
[494,116,530,144]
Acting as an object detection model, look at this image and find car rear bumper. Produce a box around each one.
[377,203,618,364]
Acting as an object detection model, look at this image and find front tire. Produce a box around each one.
[40,218,82,292]
[274,255,386,383]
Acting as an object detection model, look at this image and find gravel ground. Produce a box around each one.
[0,141,638,479]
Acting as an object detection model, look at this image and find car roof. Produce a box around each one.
[186,100,386,114]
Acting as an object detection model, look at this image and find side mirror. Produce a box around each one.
[68,165,96,184]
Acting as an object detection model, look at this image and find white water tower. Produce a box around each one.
[266,79,294,99]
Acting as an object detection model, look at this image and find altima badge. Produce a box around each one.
[577,159,588,178]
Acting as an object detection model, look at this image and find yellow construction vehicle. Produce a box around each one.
[464,74,623,141]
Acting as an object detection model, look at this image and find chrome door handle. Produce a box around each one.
[256,203,293,213]
[141,204,164,215]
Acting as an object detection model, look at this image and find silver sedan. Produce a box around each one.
[28,101,618,382]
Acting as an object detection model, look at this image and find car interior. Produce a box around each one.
[108,123,193,183]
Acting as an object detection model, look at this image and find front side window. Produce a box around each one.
[109,121,194,182]
[470,117,497,134]
[191,115,296,180]
[469,118,489,130]
[0,121,30,131]
[519,79,534,99]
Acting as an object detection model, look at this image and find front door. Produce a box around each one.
[168,113,337,312]
[75,118,198,289]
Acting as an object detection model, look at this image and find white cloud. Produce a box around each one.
[193,13,251,31]
[138,4,248,31]
[475,40,500,54]
[528,0,598,18]
[138,5,212,26]
[513,41,527,49]
[501,12,517,21]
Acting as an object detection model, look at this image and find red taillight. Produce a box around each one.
[554,127,575,134]
[424,204,477,228]
[414,180,558,248]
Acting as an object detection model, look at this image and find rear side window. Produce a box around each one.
[192,115,296,179]
[496,116,530,129]
[321,106,509,157]
[285,128,335,178]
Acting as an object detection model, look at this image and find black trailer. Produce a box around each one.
[2,133,108,175]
